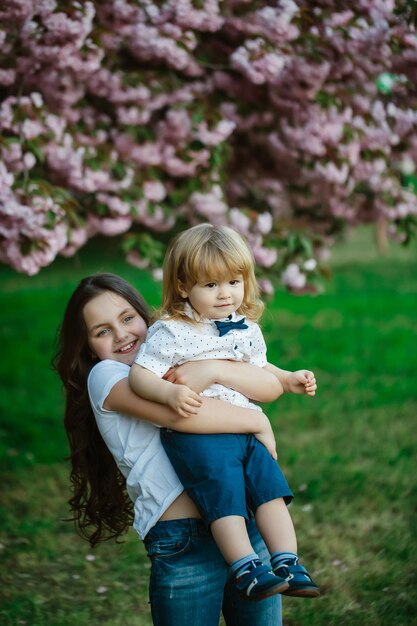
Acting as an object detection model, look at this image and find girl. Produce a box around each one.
[54,272,302,625]
[130,224,320,601]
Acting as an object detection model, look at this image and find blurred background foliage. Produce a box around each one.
[1,0,417,293]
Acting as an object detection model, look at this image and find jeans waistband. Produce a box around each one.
[144,517,207,542]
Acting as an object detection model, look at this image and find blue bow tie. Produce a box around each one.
[214,317,248,337]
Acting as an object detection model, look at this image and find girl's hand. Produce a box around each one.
[166,384,203,418]
[164,361,217,394]
[287,370,317,396]
[254,416,278,459]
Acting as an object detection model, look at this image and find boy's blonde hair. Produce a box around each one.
[161,223,264,321]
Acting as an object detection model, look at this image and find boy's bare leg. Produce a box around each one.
[211,514,291,599]
[255,498,297,554]
[210,515,255,564]
[256,498,320,598]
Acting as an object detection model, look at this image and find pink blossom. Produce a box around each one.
[87,215,132,236]
[30,92,43,107]
[189,186,228,222]
[152,268,164,281]
[60,227,89,257]
[143,181,167,202]
[131,200,175,232]
[256,212,273,235]
[399,157,415,175]
[23,152,36,170]
[2,142,22,166]
[157,109,192,145]
[303,259,317,272]
[128,23,202,76]
[0,220,68,276]
[194,120,236,147]
[328,11,354,28]
[315,163,349,185]
[231,42,288,85]
[257,278,274,295]
[229,208,251,235]
[0,69,16,85]
[21,119,45,140]
[116,106,151,126]
[126,250,150,269]
[44,113,66,140]
[281,264,306,290]
[119,140,163,167]
[173,0,224,32]
[251,241,278,268]
[141,206,175,232]
[0,0,415,290]
[0,161,15,188]
[96,193,131,216]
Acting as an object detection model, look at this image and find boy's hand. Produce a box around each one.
[166,384,203,418]
[287,370,317,396]
[254,417,278,459]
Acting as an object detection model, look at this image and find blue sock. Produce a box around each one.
[230,553,259,577]
[270,551,298,571]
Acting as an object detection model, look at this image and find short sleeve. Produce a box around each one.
[249,324,268,368]
[88,360,130,414]
[134,322,177,377]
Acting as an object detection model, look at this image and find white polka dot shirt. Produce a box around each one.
[135,305,267,410]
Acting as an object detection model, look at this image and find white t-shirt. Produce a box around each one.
[87,359,183,539]
[135,308,267,410]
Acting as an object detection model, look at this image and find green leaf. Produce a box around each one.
[26,140,45,164]
[403,174,417,193]
[299,235,313,256]
[376,72,396,94]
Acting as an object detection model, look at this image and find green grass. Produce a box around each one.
[1,228,416,625]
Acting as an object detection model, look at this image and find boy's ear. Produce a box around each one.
[178,284,188,299]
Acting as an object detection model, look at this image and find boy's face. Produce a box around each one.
[83,291,148,365]
[180,275,245,320]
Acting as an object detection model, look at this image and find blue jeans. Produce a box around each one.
[144,517,282,626]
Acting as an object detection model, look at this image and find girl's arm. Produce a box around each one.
[165,360,284,402]
[105,377,277,457]
[129,363,202,418]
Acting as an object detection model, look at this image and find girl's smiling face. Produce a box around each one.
[83,291,148,366]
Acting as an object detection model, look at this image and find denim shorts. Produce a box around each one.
[160,431,293,524]
[144,517,282,626]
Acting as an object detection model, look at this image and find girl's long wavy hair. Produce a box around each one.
[52,273,150,547]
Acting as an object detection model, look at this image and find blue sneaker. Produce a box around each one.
[233,558,289,601]
[274,562,320,598]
